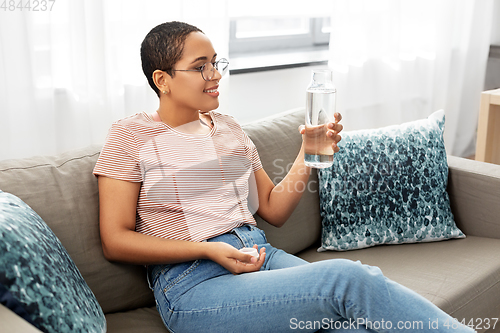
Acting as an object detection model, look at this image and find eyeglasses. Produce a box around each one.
[170,58,229,81]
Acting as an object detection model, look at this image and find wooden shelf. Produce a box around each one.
[476,88,500,164]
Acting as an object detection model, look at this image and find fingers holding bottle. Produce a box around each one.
[326,112,343,153]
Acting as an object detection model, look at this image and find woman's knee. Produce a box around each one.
[314,259,385,285]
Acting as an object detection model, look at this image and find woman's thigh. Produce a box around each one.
[156,256,471,333]
[162,259,374,333]
[151,226,373,332]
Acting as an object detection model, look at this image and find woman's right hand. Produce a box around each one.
[207,242,266,275]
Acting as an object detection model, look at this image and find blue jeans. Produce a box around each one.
[147,225,474,333]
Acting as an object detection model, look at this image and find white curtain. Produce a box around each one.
[0,0,229,160]
[329,0,494,157]
[0,0,494,160]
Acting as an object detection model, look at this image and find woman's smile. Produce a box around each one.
[203,85,219,97]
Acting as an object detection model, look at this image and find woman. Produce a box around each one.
[93,21,473,333]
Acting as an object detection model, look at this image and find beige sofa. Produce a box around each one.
[1,108,500,333]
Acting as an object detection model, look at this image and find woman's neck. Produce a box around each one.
[156,105,212,135]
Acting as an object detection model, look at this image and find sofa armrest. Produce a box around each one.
[0,304,42,333]
[447,155,500,239]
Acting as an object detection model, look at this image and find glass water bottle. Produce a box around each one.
[304,69,337,168]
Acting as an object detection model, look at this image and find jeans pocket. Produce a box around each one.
[148,264,171,291]
[161,260,201,298]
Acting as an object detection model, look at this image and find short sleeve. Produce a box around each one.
[242,129,263,173]
[93,123,143,182]
[222,113,263,173]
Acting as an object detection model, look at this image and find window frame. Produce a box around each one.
[229,17,330,56]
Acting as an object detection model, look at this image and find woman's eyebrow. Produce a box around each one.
[190,53,217,64]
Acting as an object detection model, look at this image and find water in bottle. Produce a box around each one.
[304,70,336,168]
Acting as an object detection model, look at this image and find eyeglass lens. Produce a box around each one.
[202,59,229,81]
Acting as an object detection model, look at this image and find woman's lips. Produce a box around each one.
[203,85,219,97]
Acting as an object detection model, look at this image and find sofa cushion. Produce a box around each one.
[0,146,155,314]
[297,236,500,325]
[0,191,106,332]
[106,307,167,333]
[243,108,322,254]
[317,110,465,251]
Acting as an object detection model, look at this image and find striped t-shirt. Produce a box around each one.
[93,111,263,242]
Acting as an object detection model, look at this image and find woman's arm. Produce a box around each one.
[97,176,266,273]
[254,114,343,227]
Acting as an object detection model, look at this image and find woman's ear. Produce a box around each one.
[152,70,170,95]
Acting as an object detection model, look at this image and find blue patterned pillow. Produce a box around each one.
[0,282,36,325]
[318,110,465,251]
[0,190,106,332]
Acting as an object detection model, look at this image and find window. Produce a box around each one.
[229,17,331,55]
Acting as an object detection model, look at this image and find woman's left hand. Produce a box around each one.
[299,112,343,153]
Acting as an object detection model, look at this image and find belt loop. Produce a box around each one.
[146,265,156,291]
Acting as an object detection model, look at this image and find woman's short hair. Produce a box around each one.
[141,21,203,97]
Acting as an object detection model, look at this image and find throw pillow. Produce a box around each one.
[0,190,106,332]
[0,282,36,325]
[318,110,465,251]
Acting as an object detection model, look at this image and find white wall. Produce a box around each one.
[219,64,329,124]
[491,0,500,44]
[485,1,500,91]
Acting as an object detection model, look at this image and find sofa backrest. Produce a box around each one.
[0,107,320,315]
[243,107,323,254]
[0,146,155,314]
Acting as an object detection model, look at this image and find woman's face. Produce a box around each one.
[168,31,222,113]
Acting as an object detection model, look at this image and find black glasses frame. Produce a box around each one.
[170,58,229,81]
